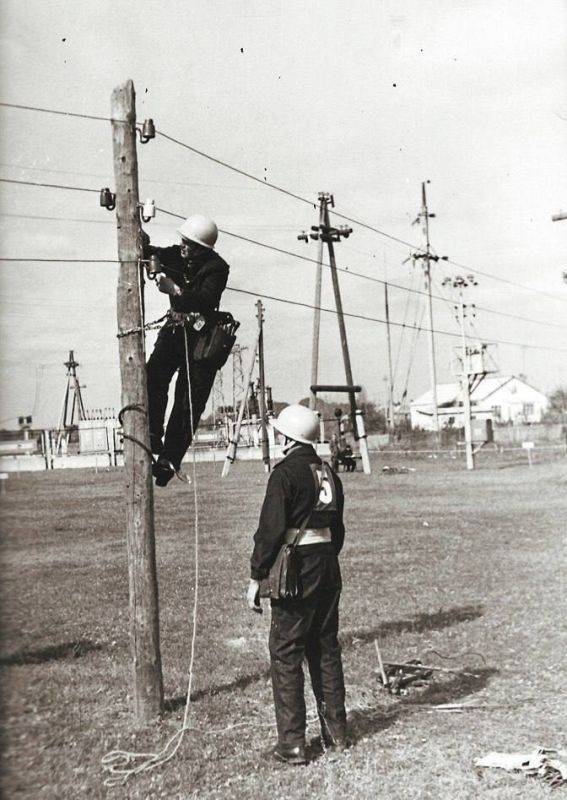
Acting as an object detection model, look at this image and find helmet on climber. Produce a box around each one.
[178,215,218,250]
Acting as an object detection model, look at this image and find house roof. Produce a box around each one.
[410,375,543,408]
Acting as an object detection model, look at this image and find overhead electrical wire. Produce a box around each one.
[2,97,566,304]
[2,174,566,325]
[0,176,99,193]
[0,119,564,349]
[0,251,564,352]
[0,100,118,123]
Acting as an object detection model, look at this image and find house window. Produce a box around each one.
[523,403,534,417]
[492,405,501,421]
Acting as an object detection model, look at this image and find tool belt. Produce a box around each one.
[168,310,240,370]
[284,527,331,546]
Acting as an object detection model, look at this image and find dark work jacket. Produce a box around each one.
[250,444,345,581]
[147,243,229,318]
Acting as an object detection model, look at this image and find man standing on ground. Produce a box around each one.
[143,215,229,486]
[247,404,349,764]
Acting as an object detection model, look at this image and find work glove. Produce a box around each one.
[247,579,263,614]
[157,275,182,296]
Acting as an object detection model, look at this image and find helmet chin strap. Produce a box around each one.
[281,436,298,454]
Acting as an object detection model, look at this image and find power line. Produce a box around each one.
[2,172,565,334]
[155,128,567,303]
[0,160,266,192]
[0,212,112,225]
[156,130,315,208]
[0,251,564,353]
[2,98,565,304]
[225,286,567,354]
[0,177,99,193]
[0,257,119,263]
[159,205,567,331]
[0,100,117,123]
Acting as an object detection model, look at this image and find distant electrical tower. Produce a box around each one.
[56,350,86,451]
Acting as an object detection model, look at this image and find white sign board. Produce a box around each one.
[521,441,534,450]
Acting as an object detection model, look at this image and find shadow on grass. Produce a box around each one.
[347,666,498,744]
[340,603,483,648]
[0,638,102,666]
[164,668,271,712]
[164,604,482,713]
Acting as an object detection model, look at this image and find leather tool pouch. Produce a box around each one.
[191,311,240,370]
[258,541,301,600]
[258,468,327,601]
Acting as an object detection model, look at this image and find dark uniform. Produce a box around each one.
[251,443,347,751]
[145,242,229,470]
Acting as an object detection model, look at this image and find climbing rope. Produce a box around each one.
[102,326,200,786]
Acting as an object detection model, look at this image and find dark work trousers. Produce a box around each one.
[146,324,217,470]
[269,544,346,748]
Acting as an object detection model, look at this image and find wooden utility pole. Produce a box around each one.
[320,197,357,423]
[309,197,326,410]
[443,274,476,470]
[111,80,163,721]
[256,300,271,472]
[384,282,395,430]
[420,182,440,445]
[458,294,475,471]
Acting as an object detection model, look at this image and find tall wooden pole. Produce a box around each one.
[256,300,271,472]
[421,182,440,445]
[384,282,395,430]
[323,202,357,423]
[111,80,163,721]
[309,198,326,411]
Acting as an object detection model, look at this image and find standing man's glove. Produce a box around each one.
[157,275,182,296]
[247,579,263,614]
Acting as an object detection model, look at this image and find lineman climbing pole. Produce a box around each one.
[111,80,163,721]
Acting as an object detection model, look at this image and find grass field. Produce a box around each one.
[1,453,566,799]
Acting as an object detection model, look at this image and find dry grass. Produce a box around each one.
[1,452,566,799]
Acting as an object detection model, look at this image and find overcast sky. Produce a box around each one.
[1,0,566,428]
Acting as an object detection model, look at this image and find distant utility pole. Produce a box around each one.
[111,79,163,721]
[408,181,448,447]
[256,300,270,472]
[298,192,357,425]
[443,274,478,470]
[384,283,395,430]
[308,197,326,410]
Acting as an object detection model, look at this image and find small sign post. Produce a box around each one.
[522,441,534,467]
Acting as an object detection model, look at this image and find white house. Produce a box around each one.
[410,375,549,431]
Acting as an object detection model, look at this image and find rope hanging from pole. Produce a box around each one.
[103,327,200,786]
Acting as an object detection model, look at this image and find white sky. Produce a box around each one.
[1,0,566,427]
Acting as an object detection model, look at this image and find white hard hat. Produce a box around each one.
[272,404,319,445]
[177,215,218,249]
